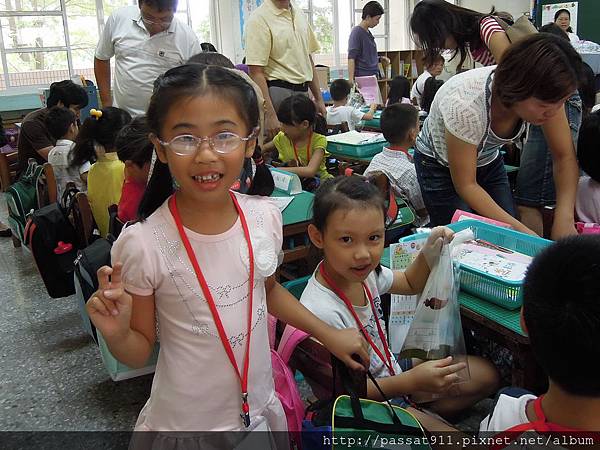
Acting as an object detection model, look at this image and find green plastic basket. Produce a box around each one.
[400,220,552,310]
[282,276,310,300]
[326,139,387,158]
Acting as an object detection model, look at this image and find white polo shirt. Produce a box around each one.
[95,5,201,116]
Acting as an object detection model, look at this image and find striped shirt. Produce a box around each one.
[470,16,505,67]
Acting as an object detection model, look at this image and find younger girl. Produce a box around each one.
[301,176,499,420]
[86,64,367,438]
[420,77,444,114]
[263,94,332,191]
[386,75,412,106]
[70,107,131,236]
[115,116,153,222]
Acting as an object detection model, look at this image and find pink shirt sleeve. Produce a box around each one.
[111,223,156,296]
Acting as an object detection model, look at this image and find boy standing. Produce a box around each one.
[480,236,600,439]
[326,79,376,131]
[364,103,428,226]
[45,106,88,198]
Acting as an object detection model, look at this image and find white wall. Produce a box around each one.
[458,0,533,20]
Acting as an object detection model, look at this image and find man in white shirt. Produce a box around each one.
[410,54,444,108]
[94,0,201,116]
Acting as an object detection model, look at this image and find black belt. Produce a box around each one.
[267,79,309,92]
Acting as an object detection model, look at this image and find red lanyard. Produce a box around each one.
[491,396,583,450]
[293,130,313,165]
[319,263,395,376]
[168,192,255,428]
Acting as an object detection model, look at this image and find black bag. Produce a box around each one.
[74,236,115,343]
[25,202,80,298]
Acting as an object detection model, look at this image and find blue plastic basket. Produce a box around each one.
[400,220,552,310]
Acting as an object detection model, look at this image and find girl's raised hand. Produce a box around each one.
[86,263,133,340]
[320,327,370,372]
[410,356,467,394]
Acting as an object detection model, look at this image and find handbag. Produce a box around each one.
[496,15,538,43]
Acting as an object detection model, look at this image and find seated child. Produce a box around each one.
[326,79,376,131]
[44,106,88,198]
[411,54,444,108]
[421,77,444,115]
[262,94,332,191]
[576,111,600,223]
[480,235,600,435]
[70,107,132,237]
[364,103,429,226]
[386,76,412,106]
[115,116,152,222]
[301,176,499,421]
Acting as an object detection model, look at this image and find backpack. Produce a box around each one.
[24,202,80,298]
[270,322,309,448]
[5,159,44,243]
[73,235,115,343]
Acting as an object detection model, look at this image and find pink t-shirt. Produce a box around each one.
[111,192,286,432]
[576,176,600,223]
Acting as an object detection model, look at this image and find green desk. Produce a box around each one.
[272,190,314,269]
[381,247,543,392]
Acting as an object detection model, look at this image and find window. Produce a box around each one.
[0,0,215,91]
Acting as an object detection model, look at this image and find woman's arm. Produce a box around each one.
[265,277,369,371]
[348,59,356,85]
[446,130,535,234]
[487,32,512,63]
[278,148,325,178]
[541,107,579,239]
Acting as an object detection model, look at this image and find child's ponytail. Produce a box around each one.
[247,146,274,196]
[138,158,174,220]
[69,107,132,169]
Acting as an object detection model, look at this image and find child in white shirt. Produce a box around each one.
[576,112,600,223]
[364,103,429,226]
[45,106,88,198]
[327,78,376,131]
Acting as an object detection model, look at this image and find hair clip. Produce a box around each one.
[90,109,102,120]
[253,155,265,166]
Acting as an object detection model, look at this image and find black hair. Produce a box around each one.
[187,52,235,68]
[115,115,153,168]
[0,114,7,147]
[313,175,386,231]
[138,0,177,11]
[139,64,273,219]
[410,0,488,68]
[277,94,327,135]
[362,1,384,20]
[380,103,418,145]
[577,111,600,183]
[387,76,411,105]
[494,34,582,107]
[69,107,132,168]
[329,79,352,102]
[45,106,76,140]
[200,42,218,52]
[540,22,569,40]
[523,235,600,396]
[421,77,444,113]
[46,80,88,109]
[425,53,445,68]
[554,8,573,33]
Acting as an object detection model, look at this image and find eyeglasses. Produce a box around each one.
[141,15,173,27]
[158,131,257,156]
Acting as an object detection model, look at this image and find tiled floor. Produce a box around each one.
[0,210,490,434]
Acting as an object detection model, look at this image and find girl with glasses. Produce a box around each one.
[85,64,368,441]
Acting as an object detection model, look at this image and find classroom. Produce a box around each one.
[1,0,600,448]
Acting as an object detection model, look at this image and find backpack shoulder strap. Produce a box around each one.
[276,325,309,364]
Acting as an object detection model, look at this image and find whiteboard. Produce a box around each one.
[541,2,578,34]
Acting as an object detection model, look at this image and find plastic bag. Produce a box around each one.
[399,229,473,388]
[347,84,365,109]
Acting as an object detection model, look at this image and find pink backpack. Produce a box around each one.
[269,315,309,448]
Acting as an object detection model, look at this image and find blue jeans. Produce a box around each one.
[514,93,582,207]
[414,152,515,226]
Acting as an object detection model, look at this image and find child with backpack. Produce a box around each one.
[86,64,368,440]
[480,235,600,442]
[69,107,132,237]
[45,106,88,199]
[301,176,499,420]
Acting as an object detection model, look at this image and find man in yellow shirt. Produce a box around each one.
[245,0,327,140]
